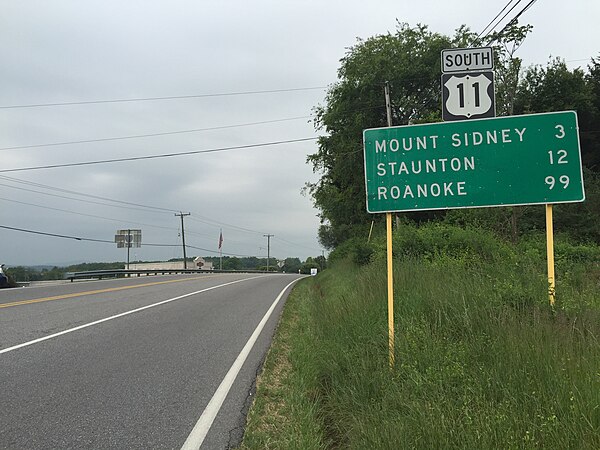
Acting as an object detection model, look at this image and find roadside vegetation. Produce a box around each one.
[241,223,599,449]
[240,21,600,447]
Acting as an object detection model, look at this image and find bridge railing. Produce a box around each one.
[64,268,273,282]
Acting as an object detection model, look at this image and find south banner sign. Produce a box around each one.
[363,111,584,213]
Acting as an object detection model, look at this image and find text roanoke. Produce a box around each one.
[377,182,467,200]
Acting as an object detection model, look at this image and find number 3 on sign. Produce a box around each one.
[545,175,570,190]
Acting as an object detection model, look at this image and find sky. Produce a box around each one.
[1,0,598,267]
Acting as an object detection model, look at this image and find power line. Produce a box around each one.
[479,0,525,42]
[0,174,178,213]
[0,86,327,110]
[185,244,257,258]
[0,175,266,237]
[0,224,114,243]
[475,0,519,42]
[0,181,173,215]
[187,216,265,236]
[273,236,321,253]
[0,137,320,173]
[483,0,538,45]
[0,197,177,232]
[0,224,192,248]
[0,115,312,152]
[0,173,313,249]
[507,0,538,25]
[0,103,383,154]
[0,193,317,255]
[0,224,268,259]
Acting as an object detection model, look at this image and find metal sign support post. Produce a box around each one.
[386,212,394,367]
[384,82,395,368]
[126,229,131,270]
[115,229,142,272]
[546,204,556,307]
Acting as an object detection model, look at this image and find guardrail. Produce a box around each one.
[64,268,274,282]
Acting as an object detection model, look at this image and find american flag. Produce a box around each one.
[218,231,223,250]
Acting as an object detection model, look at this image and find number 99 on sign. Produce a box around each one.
[545,175,570,190]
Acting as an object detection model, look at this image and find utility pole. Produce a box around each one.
[384,81,395,368]
[385,81,401,230]
[175,212,191,269]
[263,234,274,272]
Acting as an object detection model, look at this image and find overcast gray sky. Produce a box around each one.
[1,0,598,266]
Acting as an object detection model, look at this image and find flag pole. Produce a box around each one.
[219,229,223,271]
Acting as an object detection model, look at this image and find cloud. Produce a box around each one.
[1,0,599,265]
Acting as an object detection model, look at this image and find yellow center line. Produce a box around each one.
[0,274,226,309]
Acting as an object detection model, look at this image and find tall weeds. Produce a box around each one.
[243,226,600,449]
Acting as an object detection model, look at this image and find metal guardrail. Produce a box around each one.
[64,268,274,282]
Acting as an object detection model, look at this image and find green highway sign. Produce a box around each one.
[363,111,584,213]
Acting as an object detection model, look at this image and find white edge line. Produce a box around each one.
[180,276,304,450]
[0,276,265,355]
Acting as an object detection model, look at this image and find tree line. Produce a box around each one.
[3,256,326,284]
[306,22,600,249]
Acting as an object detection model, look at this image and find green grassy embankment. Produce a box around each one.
[241,224,599,449]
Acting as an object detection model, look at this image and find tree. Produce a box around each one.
[307,23,476,249]
[483,22,533,117]
[314,255,327,270]
[300,257,320,274]
[281,257,302,273]
[514,55,599,172]
[222,257,241,270]
[582,56,600,170]
[508,56,600,243]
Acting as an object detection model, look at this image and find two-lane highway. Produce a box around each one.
[0,273,303,449]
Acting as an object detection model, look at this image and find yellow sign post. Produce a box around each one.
[386,212,395,368]
[546,204,556,307]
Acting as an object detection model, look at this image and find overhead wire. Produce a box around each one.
[479,0,525,42]
[0,174,178,213]
[0,91,384,256]
[0,181,173,214]
[0,196,177,232]
[272,236,322,253]
[0,225,267,259]
[0,115,312,152]
[0,224,115,244]
[482,0,539,45]
[0,137,321,173]
[0,102,383,154]
[185,244,257,258]
[0,174,319,253]
[187,216,265,236]
[0,224,183,247]
[475,0,520,42]
[500,0,538,30]
[0,173,301,242]
[0,86,328,110]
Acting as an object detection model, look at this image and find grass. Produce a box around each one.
[241,229,600,449]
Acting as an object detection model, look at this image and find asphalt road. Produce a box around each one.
[0,273,304,449]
